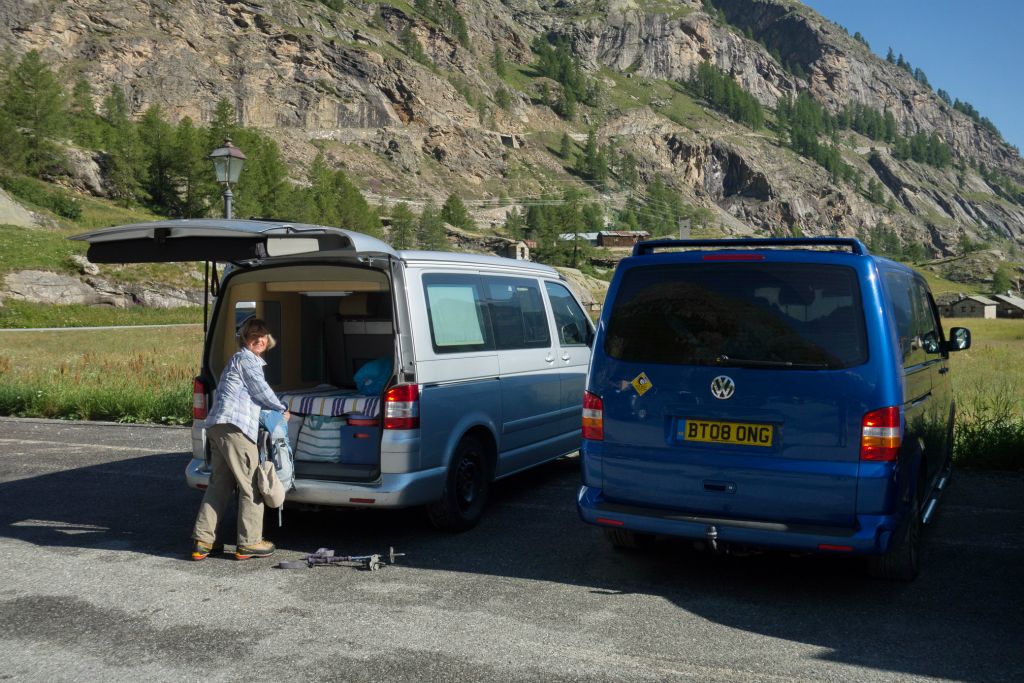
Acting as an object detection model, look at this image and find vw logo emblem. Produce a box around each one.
[711,375,735,400]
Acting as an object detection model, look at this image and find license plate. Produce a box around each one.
[681,419,773,447]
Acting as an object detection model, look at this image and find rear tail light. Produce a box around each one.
[384,384,420,430]
[192,377,208,420]
[860,406,901,461]
[582,391,604,441]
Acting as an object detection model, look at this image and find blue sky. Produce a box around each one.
[801,0,1024,153]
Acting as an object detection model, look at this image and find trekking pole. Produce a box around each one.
[277,546,406,571]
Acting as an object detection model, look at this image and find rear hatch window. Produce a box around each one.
[605,262,867,370]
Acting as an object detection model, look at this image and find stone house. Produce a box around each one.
[597,230,650,248]
[942,295,997,319]
[992,293,1024,319]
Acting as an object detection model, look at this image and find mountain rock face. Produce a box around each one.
[1,0,1022,268]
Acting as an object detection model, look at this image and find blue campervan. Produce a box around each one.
[578,238,972,580]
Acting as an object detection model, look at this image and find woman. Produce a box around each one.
[191,317,290,561]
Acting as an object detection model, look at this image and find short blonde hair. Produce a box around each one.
[237,317,277,351]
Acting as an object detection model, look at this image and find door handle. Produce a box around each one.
[545,354,555,363]
[561,352,571,362]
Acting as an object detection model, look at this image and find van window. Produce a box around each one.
[605,263,867,369]
[424,274,494,353]
[884,271,940,364]
[913,281,942,354]
[484,277,550,350]
[545,281,591,346]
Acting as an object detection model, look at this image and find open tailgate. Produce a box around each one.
[70,218,397,263]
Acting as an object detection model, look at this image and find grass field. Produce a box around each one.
[0,325,202,424]
[0,300,203,328]
[946,317,1024,470]
[0,318,1020,469]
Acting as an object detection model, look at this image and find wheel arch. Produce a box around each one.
[461,425,498,480]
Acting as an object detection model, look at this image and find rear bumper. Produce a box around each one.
[577,484,897,555]
[185,457,446,508]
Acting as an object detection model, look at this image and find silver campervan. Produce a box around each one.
[72,219,593,529]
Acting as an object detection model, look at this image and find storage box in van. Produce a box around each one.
[578,237,971,579]
[73,219,594,530]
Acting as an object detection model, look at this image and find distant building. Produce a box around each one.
[506,241,530,261]
[993,293,1024,319]
[597,230,650,248]
[558,232,600,246]
[943,295,997,319]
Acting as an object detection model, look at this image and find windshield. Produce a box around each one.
[605,262,868,369]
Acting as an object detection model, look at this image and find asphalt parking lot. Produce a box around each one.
[0,416,1022,682]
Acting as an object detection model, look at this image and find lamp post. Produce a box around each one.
[208,137,246,219]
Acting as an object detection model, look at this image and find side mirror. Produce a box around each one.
[943,327,972,353]
[921,331,940,354]
[561,322,584,345]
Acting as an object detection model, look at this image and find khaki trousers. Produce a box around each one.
[192,423,265,546]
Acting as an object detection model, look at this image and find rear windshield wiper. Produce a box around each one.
[714,355,829,369]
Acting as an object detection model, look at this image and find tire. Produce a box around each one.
[604,527,655,551]
[426,436,490,532]
[867,491,922,581]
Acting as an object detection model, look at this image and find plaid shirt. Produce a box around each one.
[206,348,287,443]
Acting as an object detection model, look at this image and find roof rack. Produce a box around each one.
[632,237,868,257]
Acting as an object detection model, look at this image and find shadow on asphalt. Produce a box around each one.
[0,450,1021,682]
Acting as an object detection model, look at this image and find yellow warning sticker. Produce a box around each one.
[631,372,653,396]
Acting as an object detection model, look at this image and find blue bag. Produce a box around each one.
[353,357,392,396]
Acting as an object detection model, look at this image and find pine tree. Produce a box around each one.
[886,47,896,63]
[492,48,507,78]
[577,129,609,188]
[883,109,898,142]
[105,125,147,206]
[138,105,179,212]
[102,85,146,205]
[618,151,639,189]
[441,193,474,230]
[0,108,26,172]
[1,50,66,173]
[866,177,885,204]
[69,79,104,148]
[171,116,213,218]
[503,207,526,238]
[285,153,381,235]
[389,202,417,249]
[991,263,1012,295]
[554,86,575,120]
[207,98,238,150]
[400,26,429,65]
[495,86,511,111]
[232,129,290,220]
[559,132,572,160]
[417,200,447,250]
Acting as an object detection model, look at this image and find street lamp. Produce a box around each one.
[209,137,246,219]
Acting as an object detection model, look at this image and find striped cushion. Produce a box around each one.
[279,386,381,418]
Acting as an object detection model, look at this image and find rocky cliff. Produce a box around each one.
[1,0,1022,273]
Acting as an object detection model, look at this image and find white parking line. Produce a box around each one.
[0,438,167,454]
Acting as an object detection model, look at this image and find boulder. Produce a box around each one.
[0,188,37,228]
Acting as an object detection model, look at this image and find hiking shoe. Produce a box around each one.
[191,540,224,561]
[235,539,275,560]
